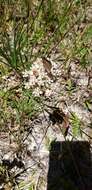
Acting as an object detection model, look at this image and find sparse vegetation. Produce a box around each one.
[0,0,92,189]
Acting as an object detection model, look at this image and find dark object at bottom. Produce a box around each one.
[47,141,92,190]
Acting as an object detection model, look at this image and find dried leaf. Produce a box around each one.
[42,57,53,79]
[49,108,69,137]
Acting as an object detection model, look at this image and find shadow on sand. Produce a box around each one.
[47,141,92,190]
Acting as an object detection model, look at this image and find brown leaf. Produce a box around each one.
[49,108,69,137]
[4,182,13,190]
[42,57,53,79]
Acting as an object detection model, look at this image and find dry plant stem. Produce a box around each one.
[47,0,74,40]
[36,102,52,150]
[23,131,38,146]
[47,18,80,57]
[37,121,51,150]
[81,129,92,140]
[13,163,37,179]
[35,171,41,190]
[44,0,76,56]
